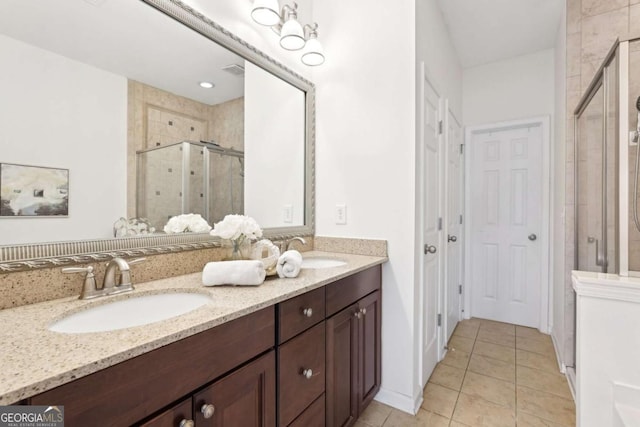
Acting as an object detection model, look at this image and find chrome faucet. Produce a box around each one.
[277,237,307,253]
[62,257,145,300]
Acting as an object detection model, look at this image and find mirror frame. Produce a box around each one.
[0,0,315,272]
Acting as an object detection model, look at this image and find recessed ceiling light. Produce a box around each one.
[199,81,214,89]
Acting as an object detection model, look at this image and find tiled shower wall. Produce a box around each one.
[565,0,640,365]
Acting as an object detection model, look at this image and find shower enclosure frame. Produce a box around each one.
[574,37,636,277]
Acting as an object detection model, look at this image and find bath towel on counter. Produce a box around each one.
[202,260,266,286]
[276,250,303,278]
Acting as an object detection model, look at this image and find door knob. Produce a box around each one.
[424,245,437,254]
[448,235,457,243]
[528,234,537,241]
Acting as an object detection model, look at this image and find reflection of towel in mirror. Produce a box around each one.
[202,260,266,286]
[276,250,303,278]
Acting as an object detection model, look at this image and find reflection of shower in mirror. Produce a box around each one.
[634,96,640,233]
[136,140,245,231]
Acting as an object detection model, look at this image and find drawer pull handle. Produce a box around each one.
[302,368,313,379]
[302,307,313,317]
[179,420,195,427]
[201,403,215,419]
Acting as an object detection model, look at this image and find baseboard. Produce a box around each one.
[550,329,566,374]
[374,388,421,415]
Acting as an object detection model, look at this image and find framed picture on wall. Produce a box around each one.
[0,163,69,217]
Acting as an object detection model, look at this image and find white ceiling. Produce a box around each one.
[0,0,245,105]
[436,0,564,68]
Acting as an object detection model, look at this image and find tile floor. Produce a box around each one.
[356,318,576,426]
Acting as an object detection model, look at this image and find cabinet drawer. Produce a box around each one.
[279,322,326,426]
[288,393,325,427]
[326,265,381,317]
[139,397,192,427]
[278,287,325,343]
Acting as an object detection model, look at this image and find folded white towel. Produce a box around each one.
[250,239,281,270]
[202,260,266,286]
[276,250,303,278]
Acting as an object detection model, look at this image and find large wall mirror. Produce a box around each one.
[0,0,315,271]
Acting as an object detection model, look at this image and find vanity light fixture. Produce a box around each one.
[301,24,324,66]
[250,0,325,66]
[199,81,214,89]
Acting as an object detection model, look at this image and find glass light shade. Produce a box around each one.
[280,18,305,51]
[301,38,325,66]
[251,0,280,26]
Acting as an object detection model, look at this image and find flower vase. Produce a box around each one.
[225,238,251,261]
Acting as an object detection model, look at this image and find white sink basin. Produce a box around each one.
[49,292,212,333]
[301,257,347,269]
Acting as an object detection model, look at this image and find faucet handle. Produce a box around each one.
[62,266,101,300]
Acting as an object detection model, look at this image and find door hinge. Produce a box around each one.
[437,313,442,327]
[460,143,464,154]
[438,217,442,231]
[438,121,443,135]
[459,285,462,295]
[459,214,463,225]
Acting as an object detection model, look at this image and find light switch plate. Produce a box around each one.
[335,204,347,225]
[283,205,293,223]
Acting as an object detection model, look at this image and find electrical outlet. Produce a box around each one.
[283,205,293,223]
[335,204,347,225]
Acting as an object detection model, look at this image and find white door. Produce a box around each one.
[469,124,542,327]
[445,111,462,341]
[421,74,442,385]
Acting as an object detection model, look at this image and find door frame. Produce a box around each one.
[463,116,551,333]
[417,62,445,389]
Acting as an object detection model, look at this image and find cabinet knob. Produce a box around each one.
[302,307,313,317]
[201,403,215,419]
[179,420,195,427]
[302,368,313,379]
[360,308,367,316]
[354,311,362,319]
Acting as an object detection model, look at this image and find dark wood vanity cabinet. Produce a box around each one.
[325,267,382,427]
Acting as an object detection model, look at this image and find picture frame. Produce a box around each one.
[0,163,69,217]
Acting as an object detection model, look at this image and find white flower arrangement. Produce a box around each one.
[163,213,212,234]
[210,214,263,242]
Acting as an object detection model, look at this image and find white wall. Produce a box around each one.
[463,49,556,127]
[0,35,127,244]
[312,0,419,413]
[244,61,305,227]
[552,4,567,369]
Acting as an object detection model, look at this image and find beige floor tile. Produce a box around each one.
[429,363,465,391]
[441,348,471,370]
[517,385,576,426]
[358,400,393,427]
[516,349,560,374]
[449,422,471,427]
[453,322,479,339]
[355,420,375,427]
[460,318,482,327]
[517,366,572,399]
[452,393,516,427]
[449,335,475,353]
[516,326,548,340]
[517,411,569,426]
[468,353,516,383]
[516,336,556,357]
[422,382,459,418]
[383,408,449,427]
[473,340,516,363]
[477,328,516,347]
[461,371,516,409]
[479,320,516,336]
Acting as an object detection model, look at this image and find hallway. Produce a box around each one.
[356,318,575,426]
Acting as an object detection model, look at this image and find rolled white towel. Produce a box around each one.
[250,239,281,270]
[202,260,266,286]
[276,250,303,278]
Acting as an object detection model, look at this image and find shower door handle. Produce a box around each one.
[594,239,607,268]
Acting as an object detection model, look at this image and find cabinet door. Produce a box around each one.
[326,303,359,427]
[194,351,275,427]
[357,290,381,413]
[139,398,192,427]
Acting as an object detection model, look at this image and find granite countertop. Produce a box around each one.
[0,251,386,405]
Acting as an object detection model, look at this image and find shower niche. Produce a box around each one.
[137,140,244,231]
[575,36,640,277]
